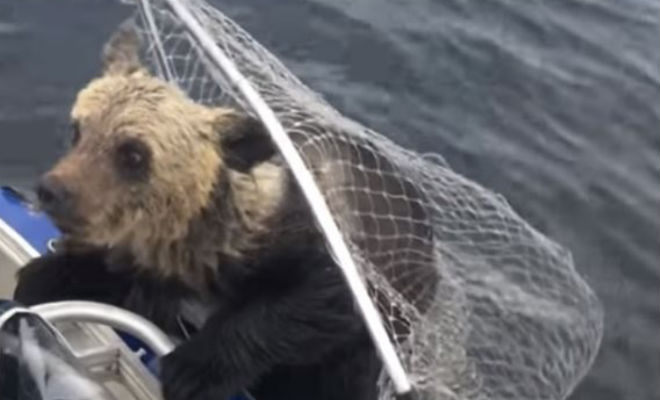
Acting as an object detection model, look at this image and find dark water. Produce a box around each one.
[1,0,658,399]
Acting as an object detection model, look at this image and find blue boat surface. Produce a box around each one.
[0,186,60,255]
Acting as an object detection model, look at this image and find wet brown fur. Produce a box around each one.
[46,30,287,290]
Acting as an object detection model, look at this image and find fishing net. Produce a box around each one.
[118,0,604,399]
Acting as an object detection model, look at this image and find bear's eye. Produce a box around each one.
[70,121,81,146]
[115,139,151,181]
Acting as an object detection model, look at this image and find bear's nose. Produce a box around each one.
[37,174,72,216]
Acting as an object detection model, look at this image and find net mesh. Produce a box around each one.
[121,0,604,399]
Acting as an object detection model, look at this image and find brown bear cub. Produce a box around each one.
[14,25,438,400]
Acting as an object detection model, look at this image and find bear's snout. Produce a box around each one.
[37,174,76,224]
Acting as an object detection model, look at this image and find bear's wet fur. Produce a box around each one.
[14,23,438,400]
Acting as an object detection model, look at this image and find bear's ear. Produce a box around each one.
[102,20,146,77]
[220,113,277,172]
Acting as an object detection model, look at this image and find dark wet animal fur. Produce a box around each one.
[15,235,381,400]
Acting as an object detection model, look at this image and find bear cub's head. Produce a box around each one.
[36,24,276,254]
